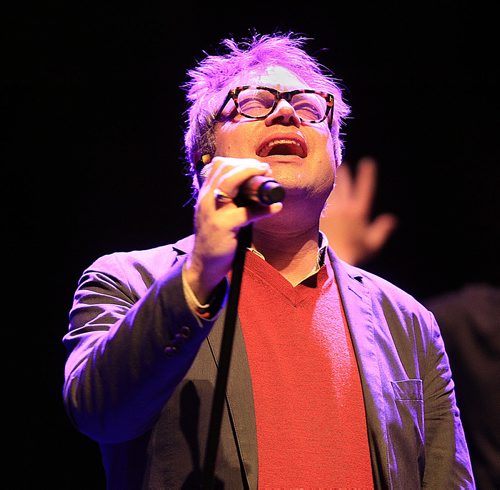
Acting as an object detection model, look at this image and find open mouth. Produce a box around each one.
[256,138,307,158]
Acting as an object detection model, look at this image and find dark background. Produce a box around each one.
[7,2,498,488]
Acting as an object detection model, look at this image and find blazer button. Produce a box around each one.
[164,346,178,356]
[180,326,192,338]
[164,341,178,356]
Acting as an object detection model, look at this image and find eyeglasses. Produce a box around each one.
[214,86,334,124]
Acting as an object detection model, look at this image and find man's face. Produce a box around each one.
[213,66,336,203]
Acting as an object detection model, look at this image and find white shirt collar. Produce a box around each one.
[247,231,329,276]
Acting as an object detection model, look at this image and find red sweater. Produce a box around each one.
[238,250,374,488]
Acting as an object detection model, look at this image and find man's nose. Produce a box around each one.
[266,99,301,127]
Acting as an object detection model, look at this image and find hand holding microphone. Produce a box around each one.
[188,155,284,299]
[198,155,285,207]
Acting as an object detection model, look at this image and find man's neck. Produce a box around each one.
[251,225,321,286]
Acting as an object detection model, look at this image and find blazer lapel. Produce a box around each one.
[330,250,391,488]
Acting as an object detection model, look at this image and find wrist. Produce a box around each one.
[182,262,228,320]
[183,257,220,305]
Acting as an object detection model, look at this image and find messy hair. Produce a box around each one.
[182,31,351,197]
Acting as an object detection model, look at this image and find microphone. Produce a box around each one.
[234,176,285,207]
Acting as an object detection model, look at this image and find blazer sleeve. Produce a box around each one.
[62,248,224,444]
[420,308,476,488]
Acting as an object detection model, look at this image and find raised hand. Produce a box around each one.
[320,157,398,265]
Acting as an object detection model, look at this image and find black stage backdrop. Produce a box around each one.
[7,2,499,488]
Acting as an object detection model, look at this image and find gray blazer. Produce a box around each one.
[63,235,475,489]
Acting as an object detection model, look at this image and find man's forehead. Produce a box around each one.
[230,65,308,91]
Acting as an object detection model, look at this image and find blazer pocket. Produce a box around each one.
[391,379,423,401]
[389,379,425,484]
[390,379,424,453]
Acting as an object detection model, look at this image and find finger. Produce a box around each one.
[213,188,233,206]
[198,158,270,211]
[365,214,399,252]
[200,156,262,182]
[332,164,353,202]
[353,157,378,209]
[215,162,271,199]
